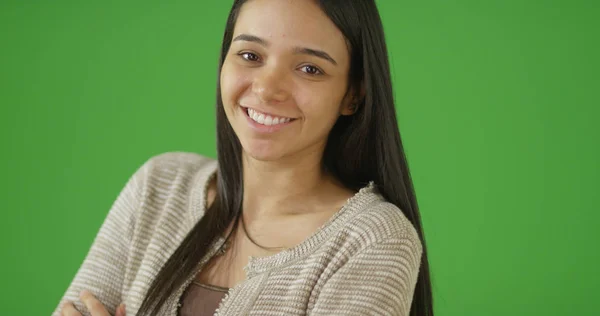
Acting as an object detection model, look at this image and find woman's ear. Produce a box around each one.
[341,100,359,116]
[340,83,365,116]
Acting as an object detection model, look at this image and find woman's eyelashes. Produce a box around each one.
[298,64,324,76]
[236,51,326,76]
[238,51,260,62]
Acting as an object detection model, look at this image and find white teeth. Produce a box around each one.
[246,108,292,126]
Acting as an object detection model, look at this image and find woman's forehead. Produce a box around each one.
[232,0,349,60]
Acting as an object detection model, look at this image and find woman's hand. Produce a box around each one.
[60,290,126,316]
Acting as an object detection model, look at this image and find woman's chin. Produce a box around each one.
[240,142,286,162]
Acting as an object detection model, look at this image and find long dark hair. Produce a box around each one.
[138,0,434,315]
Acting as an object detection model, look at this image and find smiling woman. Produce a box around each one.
[221,1,355,162]
[53,0,433,315]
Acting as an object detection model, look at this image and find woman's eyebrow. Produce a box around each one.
[232,33,338,66]
[293,47,337,66]
[233,34,268,47]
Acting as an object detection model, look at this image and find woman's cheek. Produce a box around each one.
[295,84,339,118]
[222,65,252,104]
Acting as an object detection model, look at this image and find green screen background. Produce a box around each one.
[1,0,598,315]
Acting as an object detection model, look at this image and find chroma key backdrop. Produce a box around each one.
[1,0,598,315]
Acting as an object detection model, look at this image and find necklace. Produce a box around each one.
[240,213,288,251]
[215,213,288,256]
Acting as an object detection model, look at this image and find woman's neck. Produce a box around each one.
[241,153,332,220]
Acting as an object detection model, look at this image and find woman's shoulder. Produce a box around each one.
[133,151,217,185]
[121,152,217,239]
[128,151,217,215]
[142,151,216,172]
[335,185,423,256]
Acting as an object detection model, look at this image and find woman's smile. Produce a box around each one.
[240,105,298,134]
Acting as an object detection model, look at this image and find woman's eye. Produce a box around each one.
[300,65,323,76]
[239,52,260,62]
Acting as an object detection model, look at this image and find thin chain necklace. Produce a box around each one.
[240,213,288,251]
[216,213,288,256]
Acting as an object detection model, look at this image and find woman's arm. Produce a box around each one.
[52,161,147,316]
[309,235,423,316]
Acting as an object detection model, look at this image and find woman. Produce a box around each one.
[56,0,433,315]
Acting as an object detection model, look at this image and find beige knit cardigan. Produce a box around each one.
[52,152,423,315]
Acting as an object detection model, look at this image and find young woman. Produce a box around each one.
[56,0,434,315]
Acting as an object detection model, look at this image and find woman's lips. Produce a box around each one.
[241,105,297,121]
[241,106,296,133]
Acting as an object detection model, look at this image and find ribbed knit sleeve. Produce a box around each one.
[309,234,423,316]
[51,160,147,316]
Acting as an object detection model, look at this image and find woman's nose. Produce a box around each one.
[252,66,290,104]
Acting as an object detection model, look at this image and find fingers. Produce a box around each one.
[61,301,82,316]
[116,303,126,316]
[79,290,110,316]
[60,291,124,316]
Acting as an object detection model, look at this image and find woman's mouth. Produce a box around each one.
[243,107,297,126]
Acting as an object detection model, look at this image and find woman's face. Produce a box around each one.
[220,0,353,162]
